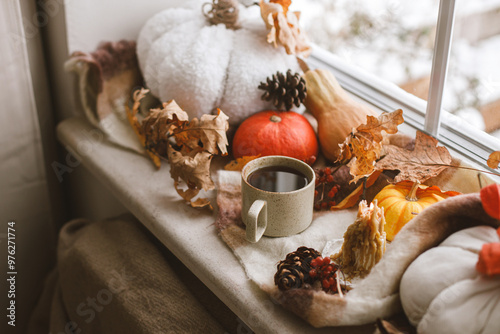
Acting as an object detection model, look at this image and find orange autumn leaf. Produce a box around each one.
[346,142,382,184]
[338,109,404,163]
[422,184,461,198]
[259,0,311,56]
[224,155,261,171]
[375,131,453,183]
[476,241,500,276]
[480,183,500,220]
[337,109,404,183]
[330,170,382,210]
[270,0,291,15]
[126,88,147,141]
[487,151,500,169]
[356,109,404,143]
[190,197,213,209]
[314,165,382,211]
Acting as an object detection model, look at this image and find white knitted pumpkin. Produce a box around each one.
[400,226,500,334]
[136,2,301,126]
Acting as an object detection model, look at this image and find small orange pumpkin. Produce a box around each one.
[373,181,460,241]
[232,110,318,164]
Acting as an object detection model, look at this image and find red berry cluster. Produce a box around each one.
[314,167,341,210]
[309,256,340,293]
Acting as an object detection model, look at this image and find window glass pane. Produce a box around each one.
[293,0,439,101]
[443,0,500,140]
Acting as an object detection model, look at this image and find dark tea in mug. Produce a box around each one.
[247,166,309,193]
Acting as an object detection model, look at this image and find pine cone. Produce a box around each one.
[274,246,321,291]
[258,70,307,111]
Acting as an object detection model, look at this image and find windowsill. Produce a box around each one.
[55,42,499,333]
[56,116,375,334]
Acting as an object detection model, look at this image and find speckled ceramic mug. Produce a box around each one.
[241,156,316,243]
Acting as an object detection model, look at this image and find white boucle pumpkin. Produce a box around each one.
[400,226,500,334]
[136,3,301,126]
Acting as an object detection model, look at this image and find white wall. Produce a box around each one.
[41,0,204,222]
[64,0,201,53]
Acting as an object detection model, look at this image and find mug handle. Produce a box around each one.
[246,200,267,243]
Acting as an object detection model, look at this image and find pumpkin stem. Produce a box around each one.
[270,115,282,123]
[406,181,420,202]
[202,0,240,30]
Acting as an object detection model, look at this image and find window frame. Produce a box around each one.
[307,0,500,175]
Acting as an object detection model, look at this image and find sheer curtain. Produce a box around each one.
[0,1,60,333]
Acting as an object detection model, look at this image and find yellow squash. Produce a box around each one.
[302,68,378,162]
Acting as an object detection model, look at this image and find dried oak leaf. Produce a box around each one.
[487,151,500,169]
[346,142,382,184]
[186,109,229,155]
[135,97,229,209]
[143,100,190,156]
[168,145,215,191]
[375,130,452,183]
[356,109,404,142]
[126,88,147,142]
[259,0,311,56]
[126,88,162,168]
[169,108,229,156]
[174,181,213,210]
[337,109,404,183]
[224,155,261,171]
[167,108,229,208]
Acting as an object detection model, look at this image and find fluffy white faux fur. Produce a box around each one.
[137,3,301,126]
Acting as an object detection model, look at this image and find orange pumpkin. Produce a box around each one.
[232,110,318,164]
[373,181,460,241]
